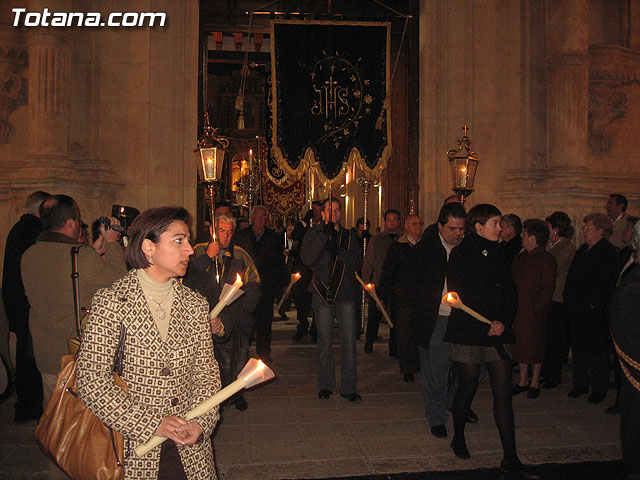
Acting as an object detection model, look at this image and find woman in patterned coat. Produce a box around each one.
[78,207,221,479]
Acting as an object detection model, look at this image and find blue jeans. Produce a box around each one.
[312,296,357,394]
[419,315,457,427]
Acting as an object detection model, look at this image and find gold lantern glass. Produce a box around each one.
[446,126,479,205]
[198,146,225,182]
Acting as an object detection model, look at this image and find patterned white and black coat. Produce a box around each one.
[77,270,221,480]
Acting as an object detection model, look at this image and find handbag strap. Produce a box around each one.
[71,245,125,375]
[70,246,82,339]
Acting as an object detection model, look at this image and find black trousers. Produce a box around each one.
[571,342,609,395]
[253,290,277,357]
[158,441,187,479]
[541,301,568,383]
[14,328,43,417]
[394,305,419,374]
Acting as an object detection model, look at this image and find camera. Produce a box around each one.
[97,216,124,232]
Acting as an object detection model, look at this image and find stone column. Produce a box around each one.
[25,27,74,175]
[547,0,589,171]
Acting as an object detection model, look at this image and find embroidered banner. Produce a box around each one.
[271,21,391,186]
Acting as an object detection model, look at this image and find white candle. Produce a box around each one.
[205,158,215,179]
[248,149,253,171]
[275,272,302,312]
[441,292,492,325]
[134,359,274,457]
[210,274,244,320]
[355,273,393,328]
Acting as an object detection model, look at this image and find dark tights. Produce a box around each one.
[451,359,519,464]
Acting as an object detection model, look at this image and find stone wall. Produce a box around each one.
[419,0,640,237]
[0,0,199,280]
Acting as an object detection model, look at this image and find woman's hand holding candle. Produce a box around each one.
[488,321,504,336]
[134,358,275,457]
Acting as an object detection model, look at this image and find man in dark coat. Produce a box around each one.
[499,214,523,265]
[564,213,619,404]
[183,214,260,410]
[397,203,474,438]
[243,205,288,362]
[378,214,424,382]
[362,209,401,354]
[2,191,50,423]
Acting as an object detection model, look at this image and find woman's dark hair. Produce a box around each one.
[126,207,191,269]
[545,211,574,239]
[523,218,549,247]
[465,203,502,235]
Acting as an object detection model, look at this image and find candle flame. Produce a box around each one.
[236,273,242,282]
[256,359,265,370]
[447,293,454,302]
[366,283,374,289]
[294,272,301,279]
[249,148,253,154]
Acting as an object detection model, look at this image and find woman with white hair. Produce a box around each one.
[610,219,640,480]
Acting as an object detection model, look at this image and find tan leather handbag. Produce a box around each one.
[34,352,127,479]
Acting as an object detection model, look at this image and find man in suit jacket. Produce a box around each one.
[362,209,401,354]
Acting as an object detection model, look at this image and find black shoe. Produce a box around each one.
[512,383,529,395]
[500,459,540,479]
[567,387,589,398]
[278,307,288,320]
[588,392,605,404]
[364,342,373,353]
[450,438,470,459]
[527,387,540,399]
[403,373,414,383]
[318,389,332,399]
[234,396,248,411]
[605,404,620,414]
[465,408,478,424]
[340,392,362,402]
[542,379,560,389]
[430,425,447,438]
[292,332,305,341]
[389,351,398,359]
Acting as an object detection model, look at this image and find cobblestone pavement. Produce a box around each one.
[0,316,621,479]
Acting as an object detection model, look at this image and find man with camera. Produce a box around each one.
[21,195,127,408]
[301,197,363,401]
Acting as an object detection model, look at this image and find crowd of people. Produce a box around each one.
[0,190,639,480]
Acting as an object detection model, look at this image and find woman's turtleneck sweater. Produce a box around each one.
[443,233,518,346]
[136,268,174,342]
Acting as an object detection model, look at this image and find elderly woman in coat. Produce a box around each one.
[511,219,557,399]
[564,212,618,405]
[77,207,221,480]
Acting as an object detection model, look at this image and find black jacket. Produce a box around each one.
[395,228,448,350]
[2,214,43,335]
[610,263,640,374]
[443,233,518,346]
[563,238,618,347]
[243,226,288,294]
[301,223,362,303]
